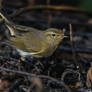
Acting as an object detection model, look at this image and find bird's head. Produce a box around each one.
[43,28,66,46]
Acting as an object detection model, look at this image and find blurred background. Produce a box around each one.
[0,0,92,92]
[1,0,92,29]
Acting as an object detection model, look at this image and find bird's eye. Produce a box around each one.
[51,34,56,38]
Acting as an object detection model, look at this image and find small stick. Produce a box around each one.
[9,5,92,18]
[69,24,84,83]
[0,66,71,92]
[69,24,79,68]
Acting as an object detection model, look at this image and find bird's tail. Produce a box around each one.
[0,9,15,36]
[0,9,11,23]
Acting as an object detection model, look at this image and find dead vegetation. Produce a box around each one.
[0,0,92,92]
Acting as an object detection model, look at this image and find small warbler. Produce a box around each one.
[0,9,66,58]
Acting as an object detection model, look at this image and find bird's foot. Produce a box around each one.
[20,56,26,61]
[17,56,26,70]
[19,55,36,63]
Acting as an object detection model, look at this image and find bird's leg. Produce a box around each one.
[16,49,29,70]
[18,56,26,71]
[20,55,26,61]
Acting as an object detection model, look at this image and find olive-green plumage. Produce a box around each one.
[8,25,65,57]
[0,10,65,58]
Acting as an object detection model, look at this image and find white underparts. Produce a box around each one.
[17,49,30,56]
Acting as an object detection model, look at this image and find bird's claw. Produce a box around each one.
[20,56,26,61]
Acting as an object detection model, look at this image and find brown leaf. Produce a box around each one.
[86,66,92,87]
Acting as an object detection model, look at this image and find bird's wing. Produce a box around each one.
[9,37,27,51]
[9,29,47,57]
[23,32,47,55]
[9,34,44,54]
[10,37,46,55]
[10,24,29,32]
[7,23,38,32]
[25,42,47,56]
[24,38,43,53]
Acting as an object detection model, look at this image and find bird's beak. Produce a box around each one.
[57,35,68,39]
[64,35,68,38]
[57,35,64,39]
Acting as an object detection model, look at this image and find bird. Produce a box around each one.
[0,9,66,58]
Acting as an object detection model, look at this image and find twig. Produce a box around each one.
[0,0,3,8]
[0,67,71,92]
[9,5,92,18]
[61,69,79,81]
[59,46,92,54]
[0,56,18,62]
[69,24,78,68]
[69,24,83,84]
